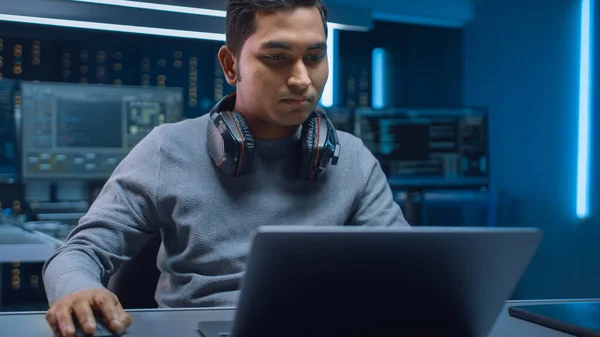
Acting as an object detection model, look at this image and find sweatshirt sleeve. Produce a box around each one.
[42,126,167,305]
[350,143,411,228]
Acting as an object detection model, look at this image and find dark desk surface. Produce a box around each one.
[1,299,598,337]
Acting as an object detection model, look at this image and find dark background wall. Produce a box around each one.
[463,0,600,299]
[338,21,464,108]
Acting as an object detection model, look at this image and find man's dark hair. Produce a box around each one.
[226,0,329,57]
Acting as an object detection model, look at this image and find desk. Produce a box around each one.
[1,299,598,337]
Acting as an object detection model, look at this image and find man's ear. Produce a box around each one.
[218,45,238,86]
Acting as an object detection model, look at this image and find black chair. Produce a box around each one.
[107,233,162,309]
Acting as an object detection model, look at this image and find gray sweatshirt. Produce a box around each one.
[42,113,410,308]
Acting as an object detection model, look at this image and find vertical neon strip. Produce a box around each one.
[372,48,386,109]
[320,26,336,107]
[577,0,593,218]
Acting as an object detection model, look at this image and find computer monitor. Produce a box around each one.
[0,79,19,184]
[19,81,184,180]
[355,107,489,188]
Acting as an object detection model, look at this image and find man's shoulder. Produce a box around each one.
[151,114,209,148]
[328,129,380,185]
[157,114,209,139]
[336,130,362,147]
[335,130,375,163]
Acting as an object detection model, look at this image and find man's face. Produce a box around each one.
[228,6,329,127]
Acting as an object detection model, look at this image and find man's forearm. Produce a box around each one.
[43,250,105,305]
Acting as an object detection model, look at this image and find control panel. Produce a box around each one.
[20,81,183,180]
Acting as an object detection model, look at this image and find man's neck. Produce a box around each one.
[233,102,299,140]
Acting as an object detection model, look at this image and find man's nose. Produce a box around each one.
[287,61,311,91]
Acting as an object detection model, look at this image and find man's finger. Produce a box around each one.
[45,309,58,330]
[73,300,97,334]
[93,293,124,333]
[54,305,76,337]
[50,323,61,337]
[114,302,132,328]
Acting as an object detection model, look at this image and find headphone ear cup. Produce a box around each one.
[228,111,255,175]
[229,112,255,148]
[299,114,319,180]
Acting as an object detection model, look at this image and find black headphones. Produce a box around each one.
[206,94,341,181]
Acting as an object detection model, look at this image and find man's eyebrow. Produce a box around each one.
[308,42,327,50]
[260,41,328,51]
[261,41,292,50]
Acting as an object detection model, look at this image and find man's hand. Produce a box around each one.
[45,288,131,337]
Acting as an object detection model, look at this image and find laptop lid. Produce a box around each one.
[230,226,542,337]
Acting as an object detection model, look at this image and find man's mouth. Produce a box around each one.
[281,97,311,106]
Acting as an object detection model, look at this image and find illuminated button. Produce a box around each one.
[107,158,118,165]
[40,164,51,171]
[40,153,51,160]
[74,158,85,165]
[56,154,66,161]
[85,163,96,171]
[85,153,96,160]
[28,157,39,164]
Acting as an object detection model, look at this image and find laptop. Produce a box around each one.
[198,226,542,337]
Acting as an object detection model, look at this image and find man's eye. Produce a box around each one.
[264,55,284,61]
[305,54,325,62]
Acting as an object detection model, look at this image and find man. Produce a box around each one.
[43,0,410,336]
